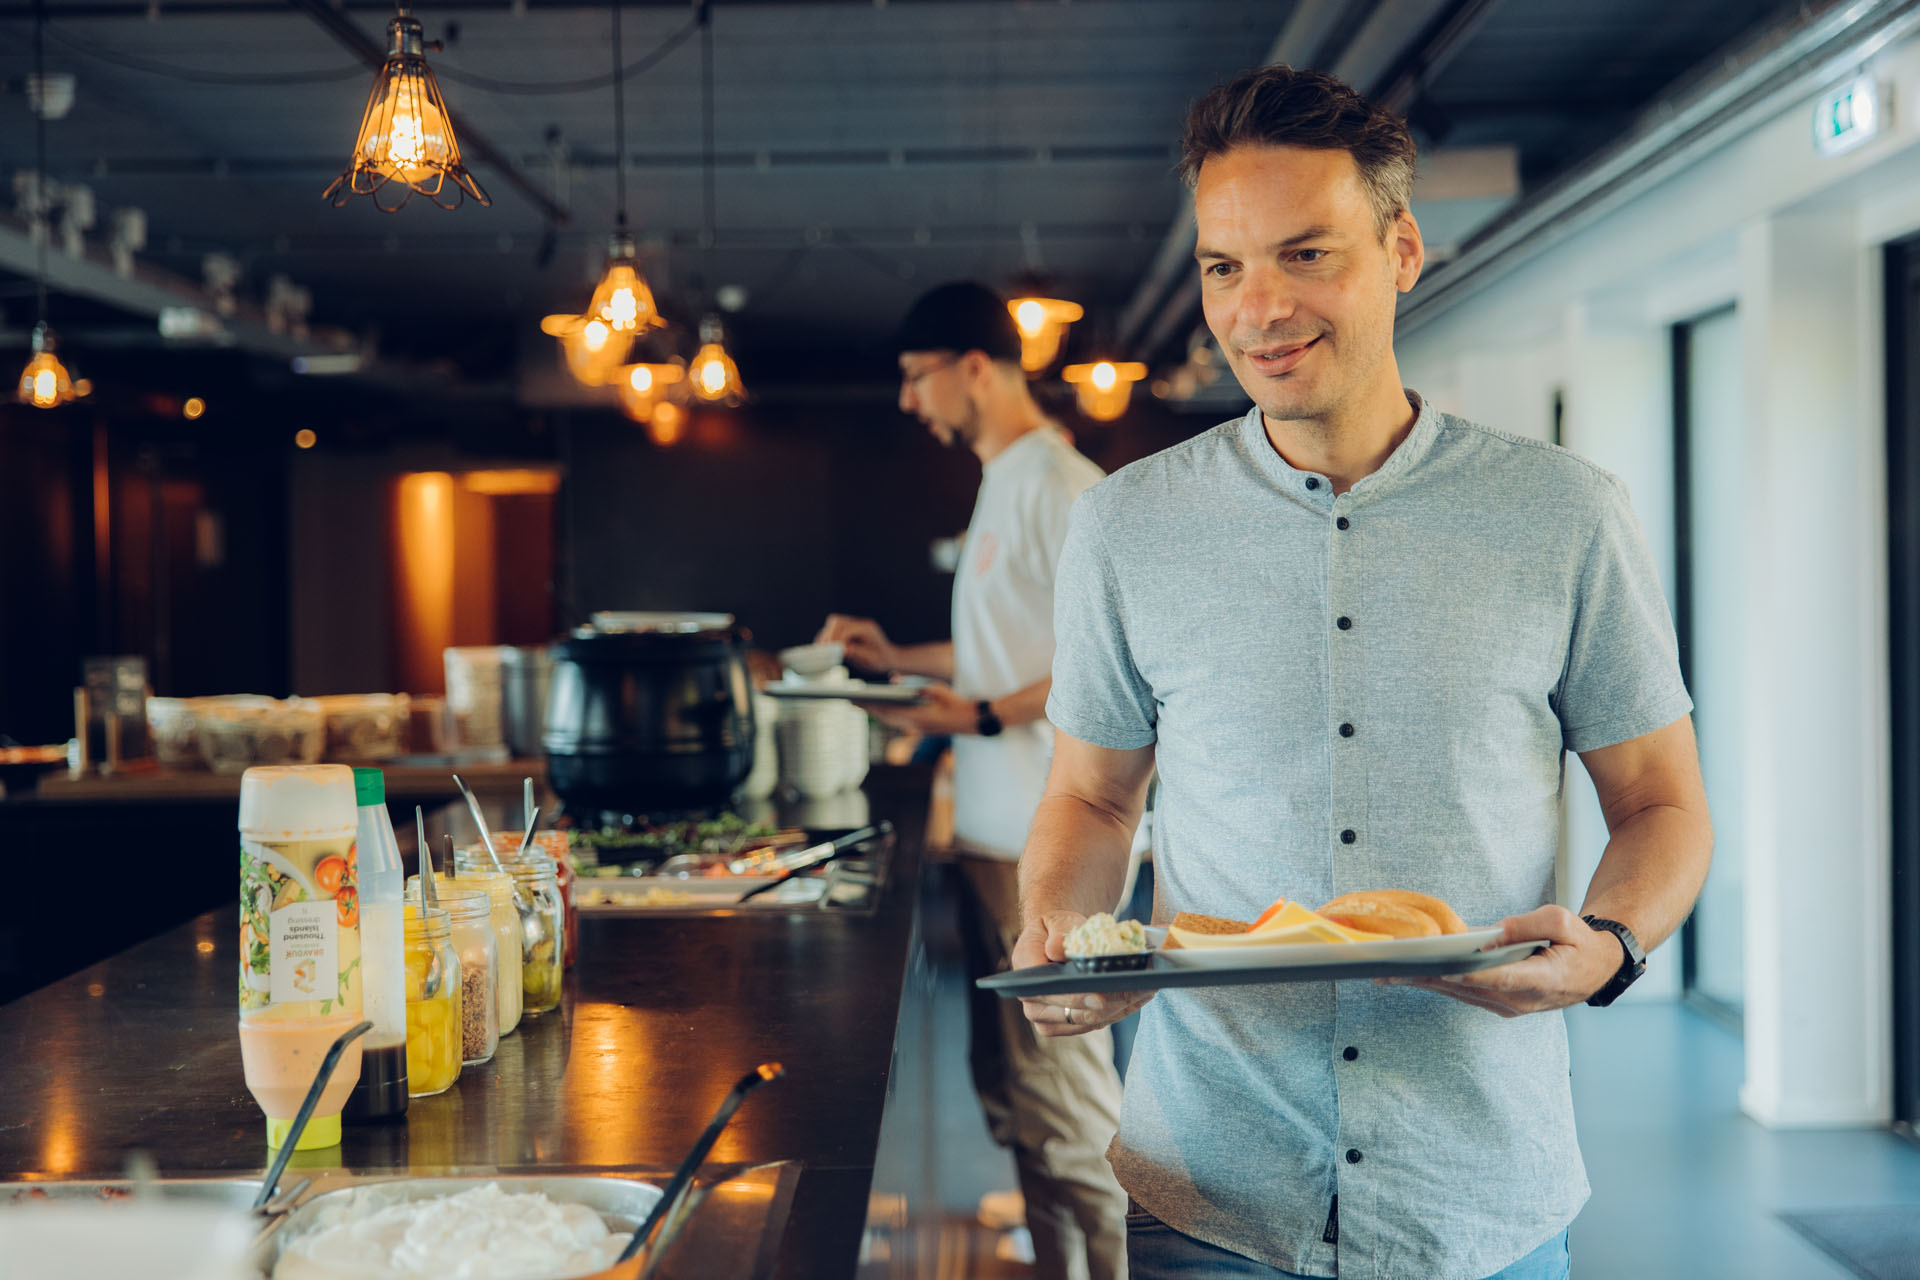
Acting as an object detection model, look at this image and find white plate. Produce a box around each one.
[1158,926,1505,968]
[763,681,925,705]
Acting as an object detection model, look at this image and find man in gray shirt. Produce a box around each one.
[1013,66,1714,1280]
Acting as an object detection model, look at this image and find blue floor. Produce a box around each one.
[1566,1001,1920,1279]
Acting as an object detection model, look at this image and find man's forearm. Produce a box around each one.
[1578,802,1713,952]
[988,676,1052,729]
[1018,793,1135,928]
[890,640,954,680]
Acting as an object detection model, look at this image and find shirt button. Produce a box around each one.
[1341,829,1356,844]
[1339,723,1354,737]
[1336,616,1352,631]
[1346,1149,1363,1164]
[1336,517,1350,530]
[1342,1046,1359,1062]
[1305,477,1321,490]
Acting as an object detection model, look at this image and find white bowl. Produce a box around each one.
[777,643,846,677]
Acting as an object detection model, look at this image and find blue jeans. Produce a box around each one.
[1127,1201,1571,1280]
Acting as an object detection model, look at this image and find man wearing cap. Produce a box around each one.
[817,281,1128,1279]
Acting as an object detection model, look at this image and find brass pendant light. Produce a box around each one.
[1007,295,1083,373]
[543,0,661,383]
[1062,360,1147,422]
[686,2,744,403]
[324,9,489,211]
[16,0,78,410]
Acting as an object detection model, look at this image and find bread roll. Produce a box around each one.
[1316,893,1441,939]
[1360,890,1468,935]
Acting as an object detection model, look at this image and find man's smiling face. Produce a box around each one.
[1194,144,1421,430]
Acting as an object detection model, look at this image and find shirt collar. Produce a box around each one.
[1237,390,1441,503]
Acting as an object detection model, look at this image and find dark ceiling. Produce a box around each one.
[0,0,1806,391]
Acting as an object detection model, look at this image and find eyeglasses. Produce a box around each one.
[899,355,960,391]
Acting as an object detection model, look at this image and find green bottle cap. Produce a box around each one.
[352,767,385,807]
[266,1111,342,1151]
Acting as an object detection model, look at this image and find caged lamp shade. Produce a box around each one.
[1061,360,1146,422]
[324,14,489,212]
[1006,296,1083,373]
[16,322,76,410]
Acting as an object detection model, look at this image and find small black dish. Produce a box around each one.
[1068,951,1153,973]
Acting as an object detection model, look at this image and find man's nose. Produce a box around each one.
[1237,266,1299,336]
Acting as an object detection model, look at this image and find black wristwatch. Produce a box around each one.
[1581,915,1646,1007]
[975,700,1003,737]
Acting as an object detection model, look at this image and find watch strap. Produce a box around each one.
[975,700,1003,737]
[1581,915,1647,1007]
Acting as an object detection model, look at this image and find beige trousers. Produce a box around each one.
[958,854,1129,1280]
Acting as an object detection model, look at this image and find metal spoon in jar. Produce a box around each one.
[451,773,532,909]
[415,806,439,907]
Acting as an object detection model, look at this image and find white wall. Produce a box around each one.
[1397,34,1920,1127]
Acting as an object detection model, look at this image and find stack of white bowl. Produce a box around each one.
[774,645,870,799]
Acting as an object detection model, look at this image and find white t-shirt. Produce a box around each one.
[949,425,1104,859]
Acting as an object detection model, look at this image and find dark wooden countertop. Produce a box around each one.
[0,765,932,1279]
[28,759,545,804]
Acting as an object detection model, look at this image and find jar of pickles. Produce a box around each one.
[508,857,564,1014]
[414,871,520,1036]
[430,887,498,1065]
[495,831,577,968]
[455,850,561,1015]
[402,904,460,1097]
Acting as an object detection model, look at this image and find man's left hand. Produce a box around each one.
[1385,905,1622,1017]
[857,682,978,736]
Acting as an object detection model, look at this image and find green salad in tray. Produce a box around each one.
[568,812,782,874]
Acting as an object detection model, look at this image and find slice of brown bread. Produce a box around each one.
[1163,911,1253,949]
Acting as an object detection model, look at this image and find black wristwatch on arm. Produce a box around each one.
[974,699,1003,737]
[1581,915,1646,1007]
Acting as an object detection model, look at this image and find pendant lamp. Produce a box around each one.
[324,9,488,211]
[15,0,78,409]
[1006,295,1083,373]
[616,359,686,422]
[688,315,744,405]
[1061,360,1147,422]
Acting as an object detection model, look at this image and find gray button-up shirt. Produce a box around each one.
[1047,395,1692,1279]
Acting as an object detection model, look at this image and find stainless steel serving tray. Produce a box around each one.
[248,1162,798,1280]
[2,1176,264,1210]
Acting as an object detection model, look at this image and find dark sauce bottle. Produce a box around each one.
[344,1039,409,1122]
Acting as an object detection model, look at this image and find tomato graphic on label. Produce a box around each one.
[336,885,359,929]
[315,855,348,896]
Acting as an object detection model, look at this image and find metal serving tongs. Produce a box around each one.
[609,1062,785,1275]
[736,821,892,903]
[250,1020,372,1215]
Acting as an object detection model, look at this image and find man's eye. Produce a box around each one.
[1295,249,1328,264]
[1204,262,1235,278]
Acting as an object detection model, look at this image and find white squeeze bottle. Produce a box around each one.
[344,766,409,1121]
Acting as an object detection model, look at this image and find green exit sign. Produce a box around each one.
[1814,75,1885,157]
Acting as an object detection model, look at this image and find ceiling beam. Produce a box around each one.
[287,0,571,226]
[0,212,355,359]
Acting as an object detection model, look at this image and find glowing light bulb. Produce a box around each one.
[1062,360,1146,422]
[1005,296,1083,373]
[583,320,610,352]
[324,15,488,211]
[33,368,56,405]
[697,357,726,397]
[294,429,318,449]
[183,397,206,420]
[628,366,653,394]
[607,286,638,329]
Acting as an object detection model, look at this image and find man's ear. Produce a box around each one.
[1391,208,1425,294]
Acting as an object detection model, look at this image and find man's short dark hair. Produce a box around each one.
[895,281,1022,364]
[1178,65,1417,240]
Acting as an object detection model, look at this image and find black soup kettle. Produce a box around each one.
[543,611,756,816]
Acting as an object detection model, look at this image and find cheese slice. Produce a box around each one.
[1166,903,1390,950]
